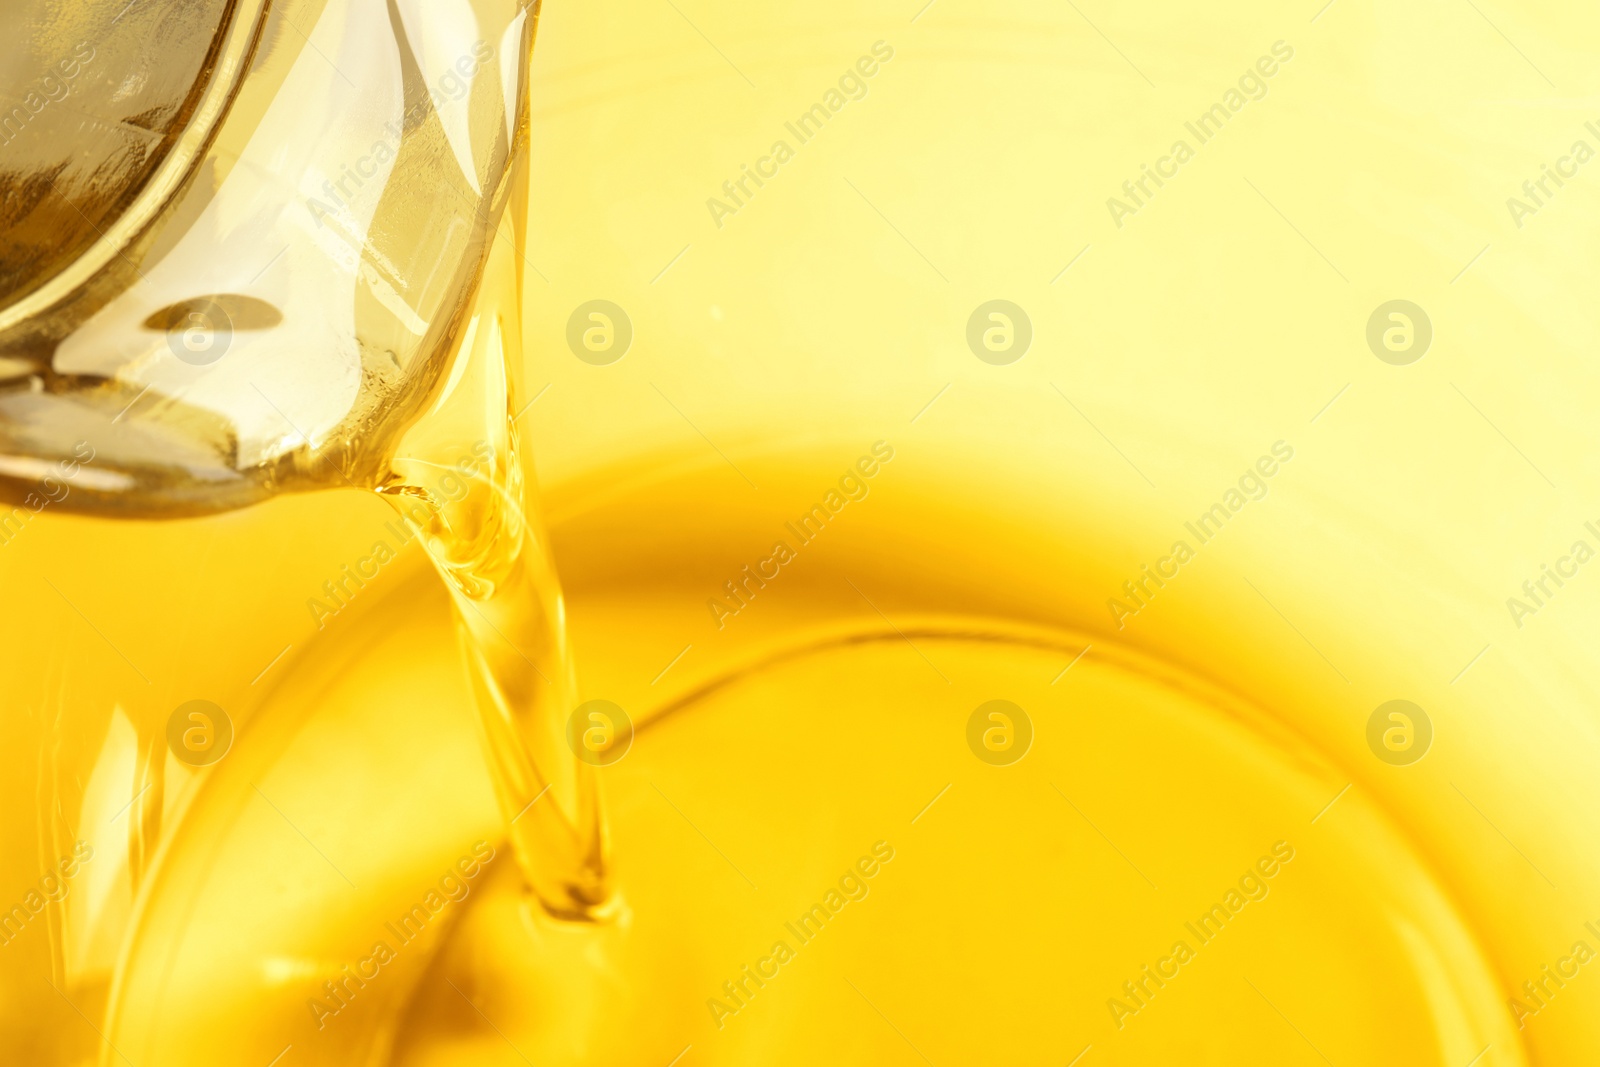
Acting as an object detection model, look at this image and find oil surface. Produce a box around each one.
[100,455,1526,1066]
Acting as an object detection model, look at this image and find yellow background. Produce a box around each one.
[5,0,1600,1062]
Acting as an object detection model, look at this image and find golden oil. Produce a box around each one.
[5,1,1600,1066]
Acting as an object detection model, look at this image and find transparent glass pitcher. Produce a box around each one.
[0,0,535,514]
